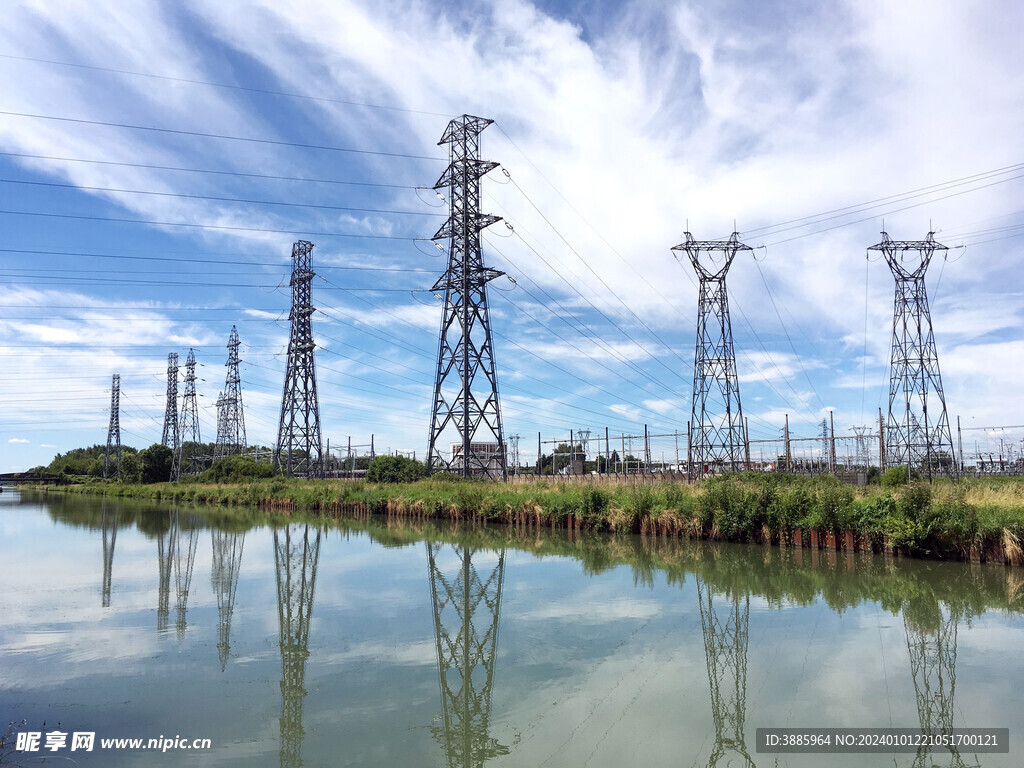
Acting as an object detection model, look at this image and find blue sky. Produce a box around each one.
[1,0,1023,472]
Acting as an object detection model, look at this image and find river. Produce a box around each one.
[1,489,1022,767]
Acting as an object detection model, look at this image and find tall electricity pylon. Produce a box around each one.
[103,373,121,479]
[697,578,754,768]
[275,525,321,768]
[426,542,509,767]
[275,240,323,479]
[870,231,957,480]
[214,327,246,460]
[426,114,507,480]
[173,348,201,479]
[162,353,180,462]
[211,529,245,671]
[672,232,750,476]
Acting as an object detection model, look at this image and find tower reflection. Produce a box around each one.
[426,542,509,768]
[274,525,321,768]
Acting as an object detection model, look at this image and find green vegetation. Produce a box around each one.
[35,472,1024,565]
[365,455,426,483]
[38,493,1024,618]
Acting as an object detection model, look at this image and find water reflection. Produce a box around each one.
[426,542,509,767]
[13,493,1024,768]
[172,511,200,640]
[274,525,322,768]
[903,600,977,768]
[697,578,754,768]
[100,501,117,607]
[211,529,245,670]
[157,522,172,633]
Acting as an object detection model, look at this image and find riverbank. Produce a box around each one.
[35,474,1024,565]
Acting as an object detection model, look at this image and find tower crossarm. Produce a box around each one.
[868,231,948,280]
[672,232,752,281]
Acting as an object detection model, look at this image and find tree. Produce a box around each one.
[139,443,174,484]
[120,451,142,484]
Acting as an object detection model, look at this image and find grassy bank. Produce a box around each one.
[37,474,1024,565]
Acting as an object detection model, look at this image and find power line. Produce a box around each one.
[0,150,423,189]
[0,208,423,240]
[0,248,432,272]
[0,109,445,161]
[0,53,454,118]
[0,178,442,217]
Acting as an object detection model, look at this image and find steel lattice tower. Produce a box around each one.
[275,525,321,768]
[903,601,974,768]
[672,232,750,475]
[426,114,508,480]
[426,543,508,768]
[103,374,121,479]
[214,327,246,460]
[173,348,201,479]
[211,529,245,671]
[100,501,117,607]
[275,240,323,478]
[214,392,227,454]
[697,578,754,768]
[162,353,180,454]
[870,231,957,480]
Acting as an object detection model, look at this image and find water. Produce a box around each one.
[1,489,1022,767]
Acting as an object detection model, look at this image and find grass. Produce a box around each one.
[32,473,1024,565]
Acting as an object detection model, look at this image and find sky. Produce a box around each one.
[1,0,1023,472]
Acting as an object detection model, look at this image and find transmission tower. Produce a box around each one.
[275,525,321,768]
[697,578,754,768]
[426,542,509,767]
[903,600,975,768]
[275,240,323,479]
[508,434,521,475]
[851,426,872,470]
[161,353,180,459]
[869,231,957,480]
[100,501,117,607]
[426,114,508,480]
[211,529,245,671]
[173,348,201,480]
[672,232,750,476]
[214,327,246,460]
[103,373,121,479]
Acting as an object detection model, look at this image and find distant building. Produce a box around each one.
[450,442,506,475]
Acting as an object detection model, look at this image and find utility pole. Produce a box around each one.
[784,414,791,472]
[275,240,323,479]
[829,411,837,474]
[870,230,957,480]
[425,114,507,480]
[103,374,121,479]
[672,231,749,477]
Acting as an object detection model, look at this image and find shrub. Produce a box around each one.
[366,455,427,483]
[882,466,910,487]
[199,455,274,484]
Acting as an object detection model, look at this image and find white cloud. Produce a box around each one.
[8,438,30,444]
